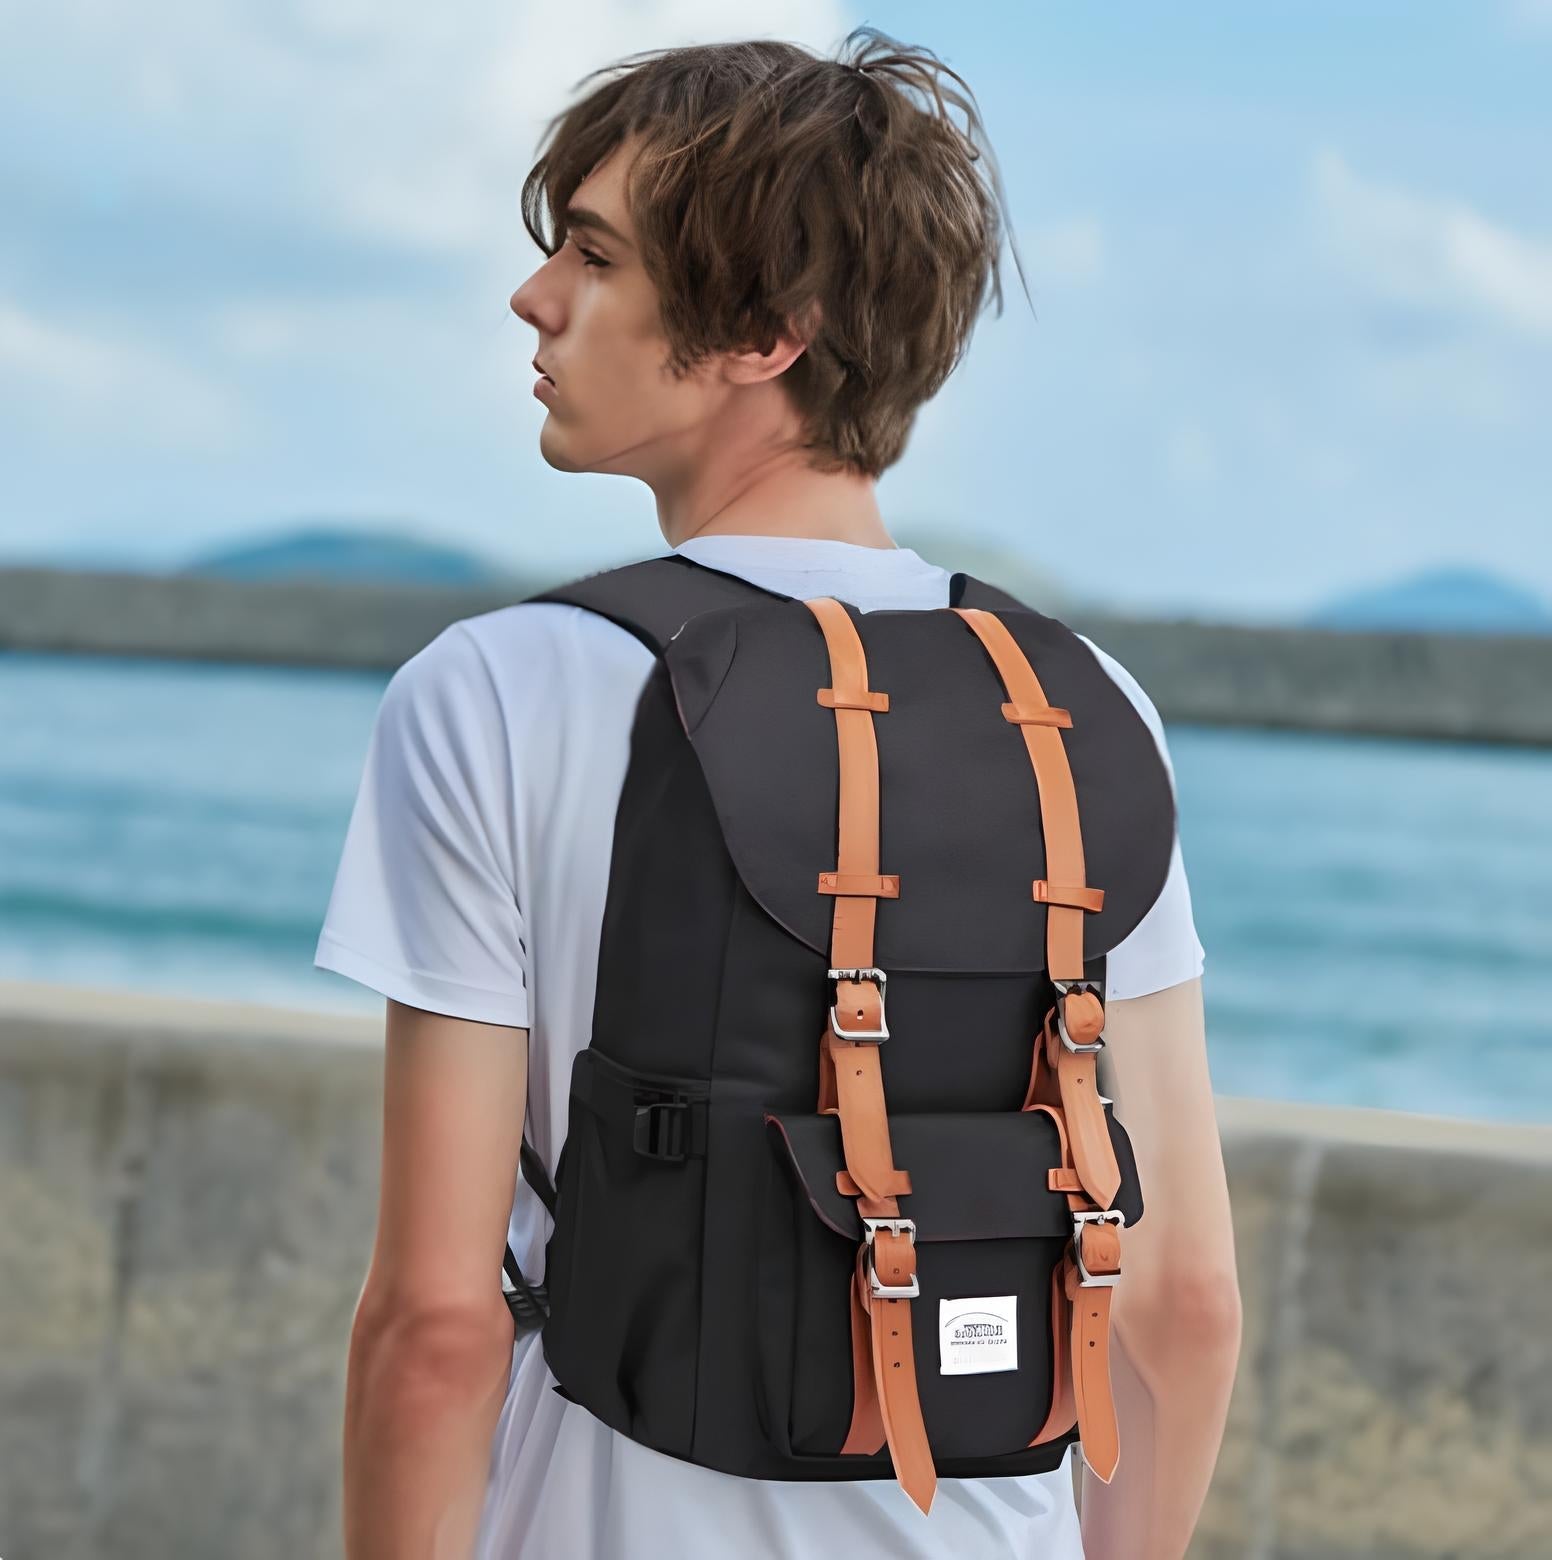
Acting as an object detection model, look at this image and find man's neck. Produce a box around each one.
[657,452,896,550]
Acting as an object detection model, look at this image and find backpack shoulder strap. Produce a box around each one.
[521,551,795,656]
[950,571,1036,613]
[526,552,1034,649]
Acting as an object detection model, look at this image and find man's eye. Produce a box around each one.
[563,234,609,269]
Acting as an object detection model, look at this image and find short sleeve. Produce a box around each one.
[313,622,531,1027]
[1075,635,1207,1002]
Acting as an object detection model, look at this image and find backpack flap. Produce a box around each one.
[766,1106,1144,1242]
[663,598,1177,973]
[758,1102,1143,1465]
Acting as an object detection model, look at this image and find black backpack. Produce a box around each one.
[499,550,1175,1515]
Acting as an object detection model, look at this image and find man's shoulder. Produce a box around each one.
[454,597,659,669]
[1069,630,1165,746]
[389,599,658,731]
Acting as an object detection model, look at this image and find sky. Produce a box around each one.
[0,0,1547,621]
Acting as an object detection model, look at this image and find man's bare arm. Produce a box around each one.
[1077,975,1243,1560]
[342,999,528,1560]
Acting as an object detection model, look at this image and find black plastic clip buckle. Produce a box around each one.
[633,1099,690,1161]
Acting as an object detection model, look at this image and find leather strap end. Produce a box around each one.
[1064,1253,1121,1483]
[869,1286,937,1516]
[840,1249,886,1455]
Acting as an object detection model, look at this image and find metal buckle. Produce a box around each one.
[828,966,889,1042]
[632,1100,689,1161]
[501,1274,550,1332]
[861,1216,919,1298]
[1072,1208,1126,1287]
[1052,977,1106,1055]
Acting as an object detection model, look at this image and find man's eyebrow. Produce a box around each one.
[562,205,634,251]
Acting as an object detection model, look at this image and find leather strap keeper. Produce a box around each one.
[1001,701,1072,727]
[817,687,890,712]
[1033,880,1106,912]
[818,871,901,897]
[836,1167,913,1197]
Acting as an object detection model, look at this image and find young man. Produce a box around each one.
[316,30,1241,1559]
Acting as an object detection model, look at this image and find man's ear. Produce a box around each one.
[723,301,820,387]
[722,329,809,387]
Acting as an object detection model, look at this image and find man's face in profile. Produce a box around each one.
[510,135,730,484]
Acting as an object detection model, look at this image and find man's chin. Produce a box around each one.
[537,422,590,474]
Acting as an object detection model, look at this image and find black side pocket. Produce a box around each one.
[541,1048,710,1457]
[756,1115,861,1456]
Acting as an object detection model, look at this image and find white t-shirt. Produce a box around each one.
[314,532,1206,1560]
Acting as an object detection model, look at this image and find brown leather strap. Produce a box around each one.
[950,607,1095,981]
[807,597,892,1045]
[865,1249,935,1508]
[1065,1223,1121,1480]
[841,1245,885,1453]
[954,607,1119,1206]
[1023,1100,1122,1473]
[1032,1251,1077,1444]
[1037,1003,1122,1210]
[803,597,937,1516]
[950,607,1125,1478]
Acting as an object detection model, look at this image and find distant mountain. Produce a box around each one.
[1309,566,1552,635]
[180,525,519,586]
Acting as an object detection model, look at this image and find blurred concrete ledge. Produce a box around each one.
[3,564,1550,743]
[2,978,1549,1558]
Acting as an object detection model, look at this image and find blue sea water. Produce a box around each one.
[1,650,1548,1123]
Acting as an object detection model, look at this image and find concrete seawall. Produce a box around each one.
[1,980,1548,1559]
[3,565,1550,744]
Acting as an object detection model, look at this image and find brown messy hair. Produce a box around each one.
[519,25,1028,479]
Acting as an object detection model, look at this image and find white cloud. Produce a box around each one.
[349,0,849,254]
[1354,332,1526,428]
[1506,0,1552,35]
[0,301,247,449]
[5,1,849,264]
[1311,146,1552,338]
[212,301,312,363]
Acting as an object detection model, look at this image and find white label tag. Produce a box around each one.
[938,1294,1019,1375]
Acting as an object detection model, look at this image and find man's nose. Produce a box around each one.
[511,276,556,334]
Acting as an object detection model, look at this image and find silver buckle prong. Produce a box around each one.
[860,1215,919,1298]
[828,966,889,1042]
